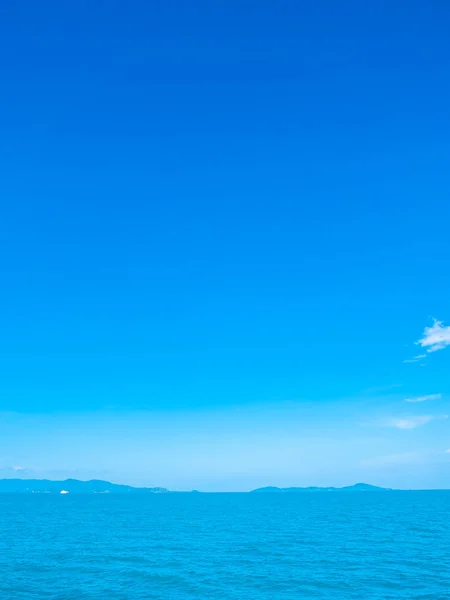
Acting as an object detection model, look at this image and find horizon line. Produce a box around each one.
[2,477,450,493]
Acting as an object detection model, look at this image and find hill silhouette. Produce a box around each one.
[251,483,391,493]
[0,479,168,494]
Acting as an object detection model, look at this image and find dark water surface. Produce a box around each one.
[1,492,449,599]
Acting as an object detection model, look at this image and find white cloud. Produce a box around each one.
[443,449,450,454]
[405,394,442,403]
[416,319,450,354]
[403,354,426,364]
[382,414,448,430]
[12,465,26,471]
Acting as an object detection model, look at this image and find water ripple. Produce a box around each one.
[1,491,449,599]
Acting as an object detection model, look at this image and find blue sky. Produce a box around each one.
[1,1,450,490]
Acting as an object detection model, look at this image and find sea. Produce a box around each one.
[1,491,449,599]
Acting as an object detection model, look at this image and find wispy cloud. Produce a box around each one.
[381,414,448,430]
[443,449,450,455]
[403,354,426,364]
[405,394,442,403]
[0,465,32,477]
[416,319,450,354]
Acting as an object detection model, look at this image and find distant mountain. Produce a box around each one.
[251,483,391,493]
[0,479,169,494]
[0,479,392,494]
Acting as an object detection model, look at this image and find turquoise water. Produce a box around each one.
[1,492,449,599]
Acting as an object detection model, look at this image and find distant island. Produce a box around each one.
[251,483,391,493]
[0,479,169,494]
[0,479,394,494]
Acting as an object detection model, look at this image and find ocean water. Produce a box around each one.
[1,492,449,599]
